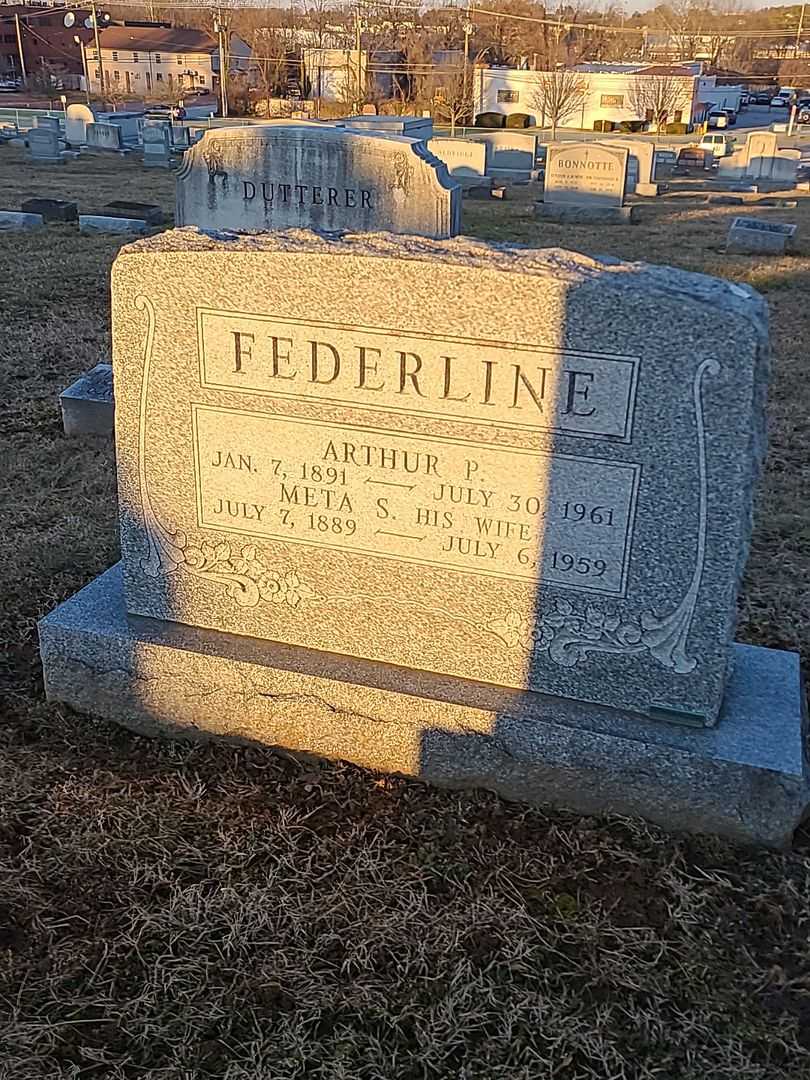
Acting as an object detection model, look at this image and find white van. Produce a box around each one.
[699,132,735,158]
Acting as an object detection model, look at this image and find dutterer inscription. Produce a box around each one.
[193,406,641,595]
[198,309,639,441]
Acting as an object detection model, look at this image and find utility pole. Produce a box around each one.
[74,34,91,104]
[90,5,106,103]
[355,6,362,110]
[796,2,806,58]
[214,10,228,117]
[14,13,26,84]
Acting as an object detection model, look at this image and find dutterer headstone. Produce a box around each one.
[541,143,631,222]
[39,229,809,847]
[175,124,461,238]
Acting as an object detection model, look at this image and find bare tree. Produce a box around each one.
[423,62,472,135]
[627,74,691,130]
[529,68,587,138]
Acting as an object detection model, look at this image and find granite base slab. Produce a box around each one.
[79,215,148,236]
[0,210,44,230]
[21,197,78,222]
[39,565,809,849]
[536,203,636,224]
[59,363,114,436]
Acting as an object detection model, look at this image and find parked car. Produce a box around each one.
[145,104,186,120]
[770,95,789,108]
[723,108,737,125]
[798,107,810,124]
[753,91,773,105]
[739,92,749,107]
[707,110,729,128]
[699,132,735,158]
[0,78,21,92]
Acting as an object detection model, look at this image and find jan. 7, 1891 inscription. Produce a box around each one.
[192,405,641,596]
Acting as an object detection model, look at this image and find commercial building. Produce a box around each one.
[474,62,742,131]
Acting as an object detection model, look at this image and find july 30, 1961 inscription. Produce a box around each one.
[192,406,641,596]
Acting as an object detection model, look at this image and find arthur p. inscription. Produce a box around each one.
[193,406,640,596]
[198,309,639,441]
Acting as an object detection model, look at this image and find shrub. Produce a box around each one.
[505,112,531,128]
[593,119,615,132]
[475,112,506,128]
[665,122,690,135]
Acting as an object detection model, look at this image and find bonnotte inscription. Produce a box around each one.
[192,406,641,595]
[198,309,639,441]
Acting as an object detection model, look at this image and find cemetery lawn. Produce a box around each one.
[2,145,810,1080]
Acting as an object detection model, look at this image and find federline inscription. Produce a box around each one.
[198,308,640,441]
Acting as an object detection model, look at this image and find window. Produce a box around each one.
[600,94,624,107]
[113,69,120,81]
[177,55,184,64]
[134,72,140,80]
[132,52,139,62]
[95,68,101,78]
[156,72,163,82]
[497,89,519,103]
[198,75,205,85]
[111,50,118,61]
[673,109,683,123]
[154,53,162,64]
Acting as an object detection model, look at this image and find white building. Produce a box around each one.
[474,63,742,131]
[301,47,366,104]
[86,26,250,97]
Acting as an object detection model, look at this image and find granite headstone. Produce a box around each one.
[86,122,125,153]
[108,230,768,727]
[65,103,95,145]
[175,124,461,238]
[142,121,173,167]
[27,127,64,164]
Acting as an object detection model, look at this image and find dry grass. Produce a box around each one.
[1,146,810,1079]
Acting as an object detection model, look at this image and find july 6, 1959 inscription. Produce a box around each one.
[193,406,641,596]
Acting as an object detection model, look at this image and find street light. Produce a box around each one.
[462,20,475,124]
[73,33,91,104]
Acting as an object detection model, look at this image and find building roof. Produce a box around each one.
[637,64,699,77]
[97,26,217,55]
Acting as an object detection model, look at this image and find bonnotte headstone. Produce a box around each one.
[38,230,809,847]
[175,124,461,239]
[540,143,630,222]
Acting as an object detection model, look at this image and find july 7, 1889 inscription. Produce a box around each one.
[111,230,768,727]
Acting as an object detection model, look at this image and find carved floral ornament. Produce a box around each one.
[133,295,716,675]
